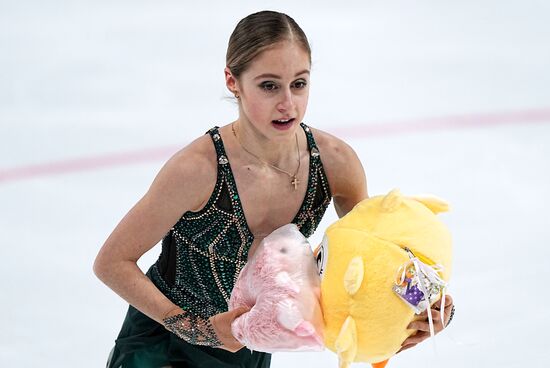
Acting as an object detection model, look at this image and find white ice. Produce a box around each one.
[1,1,549,367]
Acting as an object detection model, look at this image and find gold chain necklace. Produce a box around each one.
[231,123,301,190]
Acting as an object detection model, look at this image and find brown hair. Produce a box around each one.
[226,10,311,79]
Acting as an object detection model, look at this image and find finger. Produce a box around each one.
[402,331,430,345]
[220,344,242,353]
[416,306,439,318]
[227,334,245,349]
[223,340,245,352]
[397,342,417,353]
[233,342,245,350]
[229,306,250,319]
[408,313,442,331]
[412,321,448,335]
[216,331,244,351]
[408,321,444,334]
[228,344,245,353]
[432,295,454,310]
[430,309,442,322]
[407,321,429,331]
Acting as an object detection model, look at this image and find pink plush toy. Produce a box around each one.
[229,224,324,352]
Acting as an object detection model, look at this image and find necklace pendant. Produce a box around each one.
[291,176,300,190]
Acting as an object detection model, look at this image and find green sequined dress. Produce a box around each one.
[106,123,332,368]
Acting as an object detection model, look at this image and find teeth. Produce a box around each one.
[275,118,292,123]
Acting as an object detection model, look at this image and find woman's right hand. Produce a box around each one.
[209,306,250,352]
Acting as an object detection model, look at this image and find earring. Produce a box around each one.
[234,93,240,99]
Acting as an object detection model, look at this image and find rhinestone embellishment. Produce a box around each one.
[213,133,220,141]
[148,124,331,327]
[311,147,320,157]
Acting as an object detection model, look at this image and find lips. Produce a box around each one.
[272,118,295,125]
[271,117,295,131]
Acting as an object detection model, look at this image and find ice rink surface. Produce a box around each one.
[1,1,549,367]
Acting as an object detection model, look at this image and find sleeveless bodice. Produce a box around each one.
[150,123,332,319]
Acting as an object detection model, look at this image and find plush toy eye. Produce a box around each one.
[316,251,323,269]
[315,235,328,279]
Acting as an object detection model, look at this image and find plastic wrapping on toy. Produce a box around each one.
[229,224,324,352]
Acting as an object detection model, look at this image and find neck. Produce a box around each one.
[232,119,300,166]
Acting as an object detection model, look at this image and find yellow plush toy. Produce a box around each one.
[315,189,452,368]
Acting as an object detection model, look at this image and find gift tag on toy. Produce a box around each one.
[392,248,446,314]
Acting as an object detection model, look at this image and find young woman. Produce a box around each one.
[94,10,454,368]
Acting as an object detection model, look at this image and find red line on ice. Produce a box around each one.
[1,108,549,183]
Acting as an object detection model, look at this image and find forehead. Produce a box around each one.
[245,41,311,78]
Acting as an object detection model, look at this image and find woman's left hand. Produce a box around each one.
[398,295,454,353]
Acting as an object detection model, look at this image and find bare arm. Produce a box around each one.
[314,129,368,218]
[93,138,248,352]
[93,145,214,324]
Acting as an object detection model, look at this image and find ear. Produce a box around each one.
[224,67,239,95]
[343,257,364,296]
[410,194,450,214]
[380,188,403,212]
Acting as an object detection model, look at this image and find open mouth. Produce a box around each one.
[272,118,295,129]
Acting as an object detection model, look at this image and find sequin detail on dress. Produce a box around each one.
[163,312,221,347]
[150,123,332,322]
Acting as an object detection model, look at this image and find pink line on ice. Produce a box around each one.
[329,108,550,138]
[0,146,180,183]
[1,108,549,183]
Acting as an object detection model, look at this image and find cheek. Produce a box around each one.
[243,96,272,120]
[293,93,309,115]
[297,93,309,108]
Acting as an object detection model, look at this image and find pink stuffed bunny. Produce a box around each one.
[229,224,324,352]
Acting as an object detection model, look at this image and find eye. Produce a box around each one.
[260,81,278,92]
[292,79,308,89]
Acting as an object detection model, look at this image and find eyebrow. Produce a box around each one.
[254,70,310,80]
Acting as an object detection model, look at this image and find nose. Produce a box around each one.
[276,87,295,112]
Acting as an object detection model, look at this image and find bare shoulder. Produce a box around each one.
[309,126,368,216]
[309,127,357,162]
[152,133,217,212]
[309,128,363,185]
[94,132,219,268]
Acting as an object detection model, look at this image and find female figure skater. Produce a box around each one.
[94,10,454,368]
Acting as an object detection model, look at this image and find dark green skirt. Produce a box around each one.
[107,305,271,368]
